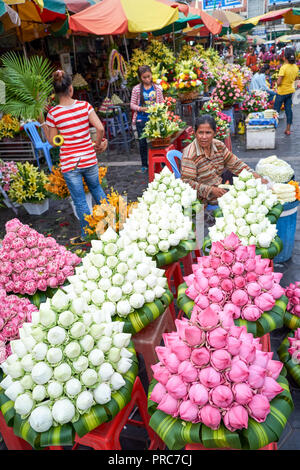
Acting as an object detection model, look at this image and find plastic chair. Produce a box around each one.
[166,149,182,179]
[23,121,53,171]
[148,144,175,183]
[73,377,165,450]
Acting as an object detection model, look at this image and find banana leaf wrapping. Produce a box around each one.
[113,289,174,335]
[0,342,138,449]
[17,287,59,309]
[202,235,283,260]
[177,283,288,338]
[278,331,300,387]
[213,203,283,225]
[154,239,197,268]
[283,311,300,330]
[147,374,293,450]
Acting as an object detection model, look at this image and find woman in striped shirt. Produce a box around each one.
[42,70,107,245]
[181,115,267,207]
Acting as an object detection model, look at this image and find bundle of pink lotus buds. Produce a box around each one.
[285,282,300,317]
[150,306,284,432]
[0,288,38,362]
[185,233,285,322]
[288,328,300,362]
[0,219,81,295]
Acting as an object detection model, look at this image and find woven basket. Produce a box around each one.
[178,90,199,103]
[150,136,173,148]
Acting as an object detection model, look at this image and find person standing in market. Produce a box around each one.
[224,41,234,64]
[274,48,299,136]
[249,64,276,102]
[130,65,164,173]
[246,47,258,73]
[181,115,268,207]
[41,70,108,245]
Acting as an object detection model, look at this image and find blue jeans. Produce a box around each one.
[274,93,293,125]
[63,164,107,238]
[136,120,148,168]
[267,90,276,102]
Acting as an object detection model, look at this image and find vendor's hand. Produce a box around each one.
[95,138,108,154]
[140,107,148,113]
[211,187,227,199]
[253,172,268,185]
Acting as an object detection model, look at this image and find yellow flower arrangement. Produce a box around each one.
[8,162,49,204]
[84,188,137,238]
[0,114,20,140]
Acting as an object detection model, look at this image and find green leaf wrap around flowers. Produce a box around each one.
[278,331,300,387]
[147,375,293,450]
[202,235,283,260]
[177,283,288,338]
[283,311,300,330]
[154,239,197,268]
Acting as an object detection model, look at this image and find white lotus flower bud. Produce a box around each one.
[70,322,86,339]
[73,356,89,373]
[91,253,105,267]
[116,300,131,317]
[116,358,132,375]
[91,289,105,306]
[126,270,137,283]
[154,286,165,298]
[47,347,63,365]
[108,347,121,363]
[113,333,131,349]
[107,255,118,269]
[98,278,111,291]
[88,349,104,367]
[76,391,94,412]
[71,297,88,316]
[100,266,112,278]
[80,335,94,352]
[47,327,66,346]
[22,335,36,353]
[51,290,69,313]
[52,398,75,424]
[85,280,98,292]
[32,385,46,402]
[133,280,147,294]
[29,405,53,432]
[94,383,111,405]
[101,301,116,316]
[20,375,34,390]
[65,378,82,397]
[54,363,72,382]
[91,240,103,253]
[97,336,112,353]
[31,362,53,385]
[122,282,133,295]
[0,375,13,390]
[110,372,126,391]
[112,273,124,286]
[129,293,145,309]
[21,354,35,373]
[47,381,63,399]
[58,311,75,328]
[81,369,98,387]
[98,362,114,382]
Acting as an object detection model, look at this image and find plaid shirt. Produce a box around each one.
[181,138,253,206]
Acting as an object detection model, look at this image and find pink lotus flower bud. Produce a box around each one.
[164,353,181,374]
[202,268,215,278]
[166,375,188,399]
[247,245,256,258]
[210,303,222,313]
[175,319,189,341]
[207,327,228,349]
[208,287,223,304]
[266,360,283,379]
[272,272,283,284]
[48,277,58,288]
[247,282,262,298]
[228,360,249,383]
[234,276,246,289]
[197,306,219,330]
[221,279,234,293]
[210,241,225,257]
[152,363,170,385]
[255,259,270,275]
[191,347,210,367]
[232,262,244,276]
[248,365,267,389]
[157,394,179,417]
[254,293,275,312]
[200,404,221,430]
[221,251,234,266]
[235,246,249,262]
[0,262,13,276]
[232,383,253,405]
[229,325,244,339]
[170,340,191,362]
[210,257,221,269]
[201,257,211,268]
[37,279,48,291]
[194,276,209,293]
[242,305,261,322]
[222,233,240,250]
[258,275,274,291]
[232,289,249,307]
[156,347,170,365]
[224,303,240,319]
[218,310,235,328]
[227,336,242,356]
[199,367,223,388]
[25,258,38,270]
[252,350,270,369]
[195,294,210,309]
[261,377,283,401]
[210,385,233,409]
[184,325,205,348]
[246,272,258,283]
[178,361,198,383]
[179,400,199,423]
[5,218,22,232]
[244,259,256,272]
[211,350,231,371]
[270,284,285,300]
[224,405,249,432]
[150,383,167,404]
[239,342,256,363]
[186,285,199,301]
[209,275,221,288]
[189,383,209,406]
[248,394,270,423]
[217,266,231,279]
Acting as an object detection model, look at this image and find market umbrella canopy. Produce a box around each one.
[210,9,244,28]
[69,0,179,34]
[232,8,299,33]
[246,35,265,45]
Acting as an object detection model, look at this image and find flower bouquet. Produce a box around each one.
[151,64,170,93]
[0,218,81,299]
[0,159,18,208]
[0,289,38,363]
[178,233,288,337]
[283,282,300,330]
[200,101,231,141]
[141,103,180,147]
[211,73,243,109]
[0,115,20,140]
[0,286,139,448]
[173,60,204,103]
[240,91,268,115]
[148,298,292,450]
[278,328,300,388]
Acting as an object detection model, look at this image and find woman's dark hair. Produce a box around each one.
[195,115,217,133]
[53,70,72,95]
[137,65,153,106]
[260,64,270,74]
[285,48,296,64]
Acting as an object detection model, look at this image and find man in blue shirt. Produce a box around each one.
[250,64,276,102]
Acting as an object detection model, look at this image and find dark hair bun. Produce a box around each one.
[53,70,72,95]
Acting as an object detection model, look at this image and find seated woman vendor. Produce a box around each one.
[181,115,267,206]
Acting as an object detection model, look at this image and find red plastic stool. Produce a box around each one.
[192,249,202,264]
[163,261,184,320]
[133,307,175,382]
[260,332,271,352]
[181,252,193,276]
[73,377,165,450]
[270,260,274,272]
[0,411,32,450]
[174,126,193,152]
[148,144,175,183]
[185,442,277,450]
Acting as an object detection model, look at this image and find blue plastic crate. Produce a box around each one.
[274,200,299,263]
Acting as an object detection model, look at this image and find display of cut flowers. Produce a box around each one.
[148,297,292,449]
[0,159,18,194]
[283,282,300,330]
[0,219,81,296]
[45,165,107,200]
[173,60,204,95]
[278,328,300,388]
[211,73,243,108]
[256,155,294,184]
[0,114,20,140]
[0,289,38,363]
[72,73,88,90]
[240,91,268,114]
[199,101,231,141]
[8,162,50,205]
[209,170,279,248]
[151,64,170,92]
[0,287,136,434]
[140,103,180,140]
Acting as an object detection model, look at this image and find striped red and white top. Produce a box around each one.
[46,100,97,173]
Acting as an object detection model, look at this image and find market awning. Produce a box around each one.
[210,9,244,28]
[69,0,179,35]
[232,7,300,33]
